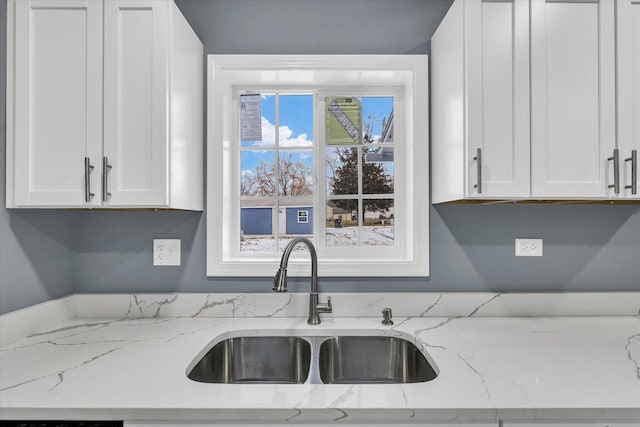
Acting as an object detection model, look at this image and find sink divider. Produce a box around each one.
[304,336,328,385]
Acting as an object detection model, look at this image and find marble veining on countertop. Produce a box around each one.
[71,291,640,319]
[1,293,640,422]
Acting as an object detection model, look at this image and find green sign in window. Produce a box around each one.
[325,96,362,145]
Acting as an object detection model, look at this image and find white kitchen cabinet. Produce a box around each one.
[6,0,203,210]
[432,0,636,203]
[432,0,530,203]
[7,0,103,207]
[617,0,640,199]
[102,0,170,207]
[530,0,617,198]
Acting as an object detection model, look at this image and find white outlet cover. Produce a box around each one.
[515,238,543,257]
[153,239,181,266]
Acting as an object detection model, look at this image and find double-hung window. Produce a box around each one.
[207,55,429,277]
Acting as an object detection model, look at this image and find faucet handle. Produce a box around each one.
[317,296,332,314]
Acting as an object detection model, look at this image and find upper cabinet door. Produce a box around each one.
[103,0,169,207]
[531,0,617,198]
[617,0,640,199]
[10,0,103,207]
[465,0,530,198]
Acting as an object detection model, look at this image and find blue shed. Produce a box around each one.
[241,207,272,235]
[286,207,313,235]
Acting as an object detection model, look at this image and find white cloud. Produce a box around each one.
[241,169,254,177]
[251,117,313,148]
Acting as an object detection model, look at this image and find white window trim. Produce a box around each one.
[206,55,429,277]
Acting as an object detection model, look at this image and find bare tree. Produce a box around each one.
[363,114,387,143]
[241,153,312,196]
[240,170,256,195]
[325,148,342,193]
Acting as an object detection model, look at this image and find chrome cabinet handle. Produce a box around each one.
[84,157,95,202]
[102,156,112,202]
[625,150,637,195]
[608,148,620,194]
[473,148,482,194]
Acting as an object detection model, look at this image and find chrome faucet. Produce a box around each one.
[273,237,332,325]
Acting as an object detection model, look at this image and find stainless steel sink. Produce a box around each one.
[187,334,438,384]
[318,336,438,384]
[187,336,311,384]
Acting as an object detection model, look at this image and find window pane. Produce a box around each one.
[278,206,313,251]
[278,151,313,196]
[364,145,394,163]
[277,236,313,252]
[362,96,394,143]
[326,147,358,195]
[240,201,275,252]
[326,201,358,246]
[241,94,276,148]
[363,199,394,246]
[280,95,313,147]
[241,151,275,196]
[363,153,394,195]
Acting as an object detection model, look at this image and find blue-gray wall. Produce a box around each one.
[0,0,76,314]
[1,0,639,314]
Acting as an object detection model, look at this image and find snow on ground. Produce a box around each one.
[240,226,394,252]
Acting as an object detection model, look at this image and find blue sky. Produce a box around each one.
[240,94,393,189]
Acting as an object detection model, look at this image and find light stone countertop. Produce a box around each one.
[1,293,640,422]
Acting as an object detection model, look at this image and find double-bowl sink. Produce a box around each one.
[187,332,439,385]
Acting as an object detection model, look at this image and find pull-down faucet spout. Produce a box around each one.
[273,237,332,325]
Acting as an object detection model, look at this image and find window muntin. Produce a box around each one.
[207,55,429,277]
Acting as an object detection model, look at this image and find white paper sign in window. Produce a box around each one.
[240,94,262,141]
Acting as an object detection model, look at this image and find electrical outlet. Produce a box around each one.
[515,238,543,257]
[153,239,181,266]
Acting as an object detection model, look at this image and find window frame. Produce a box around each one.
[207,55,429,277]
